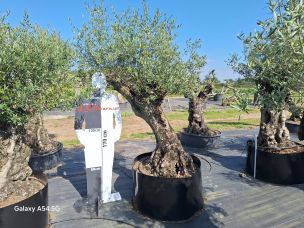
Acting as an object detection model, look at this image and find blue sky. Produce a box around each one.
[0,0,270,81]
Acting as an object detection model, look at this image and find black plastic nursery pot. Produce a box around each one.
[285,120,300,134]
[246,141,304,185]
[0,173,48,228]
[180,131,221,149]
[214,93,224,102]
[29,142,63,172]
[132,152,204,221]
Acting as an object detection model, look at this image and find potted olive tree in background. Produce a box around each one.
[77,1,205,221]
[230,88,251,121]
[289,86,304,140]
[0,14,77,227]
[26,106,63,172]
[229,0,304,184]
[26,70,91,172]
[180,69,221,148]
[214,80,229,103]
[284,87,304,135]
[285,97,302,133]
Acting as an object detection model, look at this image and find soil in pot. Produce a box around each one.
[179,130,221,149]
[246,141,304,185]
[132,152,204,221]
[0,173,48,228]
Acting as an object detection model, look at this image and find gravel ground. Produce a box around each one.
[48,129,304,228]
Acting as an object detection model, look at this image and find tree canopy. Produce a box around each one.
[0,13,77,129]
[76,1,205,104]
[76,1,207,177]
[229,0,304,111]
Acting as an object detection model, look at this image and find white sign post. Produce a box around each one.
[74,73,122,214]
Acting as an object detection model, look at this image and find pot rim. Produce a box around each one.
[286,120,300,125]
[255,141,304,155]
[181,130,221,138]
[31,142,63,158]
[132,152,201,180]
[257,140,303,149]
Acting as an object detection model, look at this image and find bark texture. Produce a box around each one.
[0,130,32,191]
[144,104,194,177]
[109,81,194,177]
[186,84,219,136]
[24,113,57,154]
[257,108,290,148]
[0,114,52,200]
[133,102,194,177]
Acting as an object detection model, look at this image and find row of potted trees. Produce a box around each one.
[0,0,303,226]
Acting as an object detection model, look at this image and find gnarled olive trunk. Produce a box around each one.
[186,85,218,136]
[0,130,32,193]
[133,102,194,177]
[110,82,194,177]
[0,114,53,200]
[187,96,210,135]
[25,113,56,155]
[257,108,290,147]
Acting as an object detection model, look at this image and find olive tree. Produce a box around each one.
[76,2,205,177]
[230,88,251,120]
[184,67,219,136]
[0,14,77,191]
[229,0,304,148]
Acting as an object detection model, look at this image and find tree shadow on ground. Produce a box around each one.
[162,204,227,228]
[51,141,227,227]
[294,183,304,192]
[183,135,265,188]
[113,153,133,201]
[184,141,247,174]
[56,147,87,198]
[219,170,265,188]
